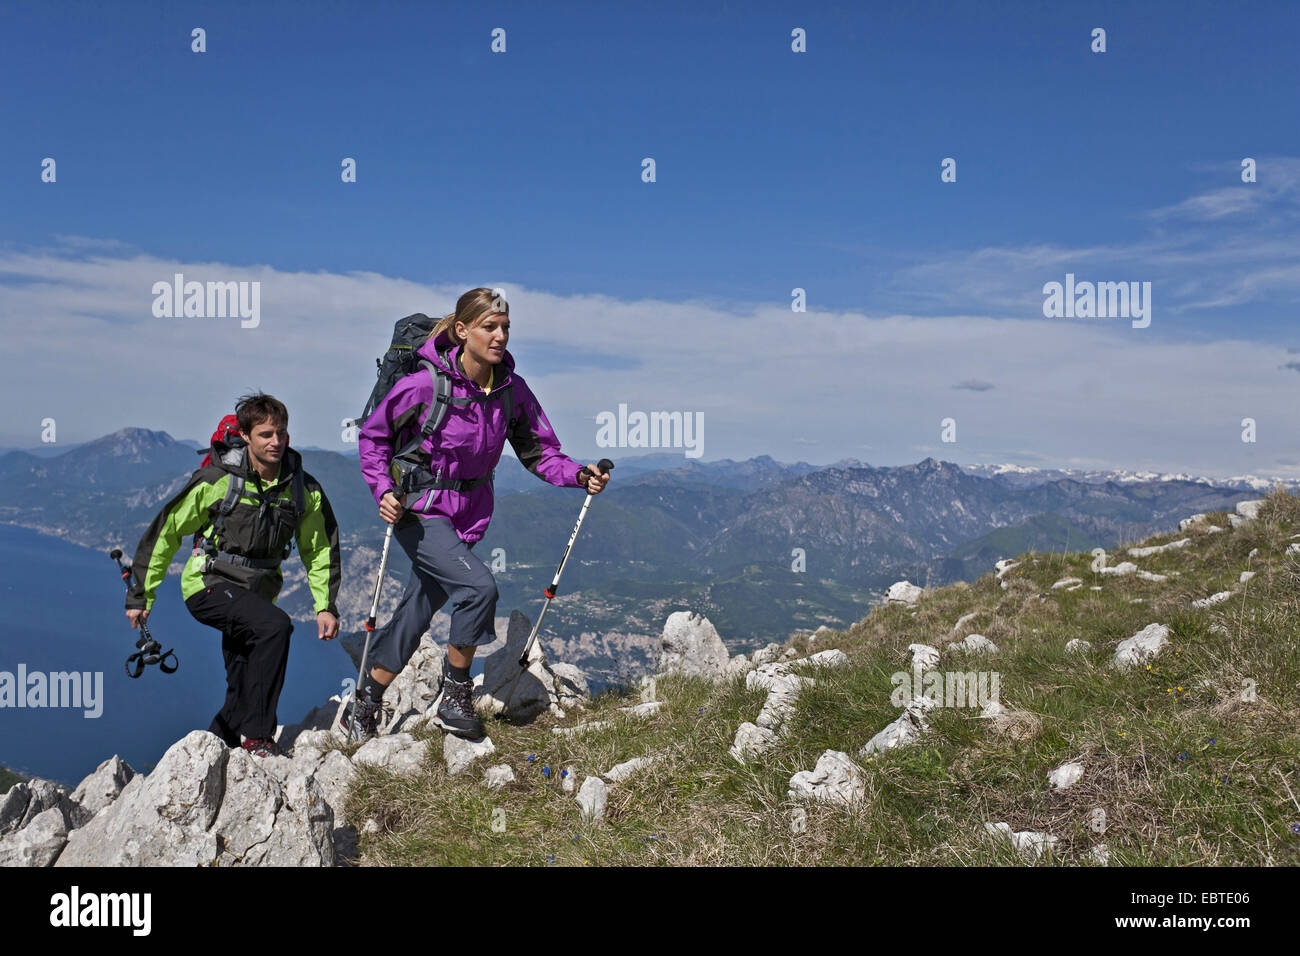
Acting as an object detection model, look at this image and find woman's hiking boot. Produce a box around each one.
[338,693,382,743]
[434,666,485,740]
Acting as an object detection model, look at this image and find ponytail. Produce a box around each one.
[428,288,510,347]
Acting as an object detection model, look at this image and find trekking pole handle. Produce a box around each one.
[577,459,614,492]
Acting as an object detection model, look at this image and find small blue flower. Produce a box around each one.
[542,766,551,776]
[1290,823,1300,836]
[571,834,579,842]
[698,707,703,714]
[560,769,568,778]
[546,855,555,864]
[1177,751,1188,761]
[1208,738,1216,745]
[526,754,536,762]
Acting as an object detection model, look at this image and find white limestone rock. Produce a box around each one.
[983,821,1058,860]
[56,731,228,867]
[1065,638,1092,654]
[551,720,611,737]
[884,580,925,605]
[1128,538,1191,557]
[1236,499,1265,520]
[576,776,607,823]
[354,734,427,777]
[950,634,998,655]
[604,755,659,784]
[859,697,936,757]
[483,764,517,790]
[788,750,867,807]
[1047,762,1084,790]
[909,643,941,670]
[1113,623,1170,670]
[70,756,136,818]
[729,721,779,764]
[657,611,731,681]
[442,735,496,777]
[1191,591,1234,609]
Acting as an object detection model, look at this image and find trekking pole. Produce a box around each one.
[502,459,613,713]
[109,548,178,678]
[350,521,394,738]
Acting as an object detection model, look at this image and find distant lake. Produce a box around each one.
[0,524,357,787]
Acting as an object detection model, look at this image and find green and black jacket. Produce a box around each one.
[125,446,341,616]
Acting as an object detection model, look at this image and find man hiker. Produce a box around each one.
[124,392,342,757]
[342,287,609,742]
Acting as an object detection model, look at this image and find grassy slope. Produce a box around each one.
[343,490,1300,866]
[0,766,24,794]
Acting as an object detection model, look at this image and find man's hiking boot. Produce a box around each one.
[434,669,485,740]
[339,693,382,743]
[240,736,284,758]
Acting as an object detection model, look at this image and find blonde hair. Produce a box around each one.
[430,287,510,346]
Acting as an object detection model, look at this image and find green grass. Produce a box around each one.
[0,765,24,794]
[343,491,1300,866]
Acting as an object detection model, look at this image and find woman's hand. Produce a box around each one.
[380,490,406,524]
[580,463,610,494]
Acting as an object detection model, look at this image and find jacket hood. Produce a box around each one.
[422,328,516,387]
[211,439,304,486]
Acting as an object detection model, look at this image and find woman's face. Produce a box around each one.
[459,312,510,364]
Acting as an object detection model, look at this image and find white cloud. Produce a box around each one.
[2,220,1297,478]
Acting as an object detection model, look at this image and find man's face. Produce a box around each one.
[241,418,287,468]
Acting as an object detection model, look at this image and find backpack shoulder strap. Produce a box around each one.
[206,472,244,553]
[501,376,517,431]
[292,465,306,515]
[395,357,453,460]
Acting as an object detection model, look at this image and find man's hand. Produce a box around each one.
[317,611,339,641]
[580,463,610,495]
[379,490,406,524]
[126,608,150,629]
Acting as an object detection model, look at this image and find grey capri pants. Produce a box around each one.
[366,512,499,676]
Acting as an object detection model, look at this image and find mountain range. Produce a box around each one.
[0,428,1278,684]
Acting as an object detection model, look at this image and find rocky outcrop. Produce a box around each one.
[657,611,730,680]
[478,611,592,719]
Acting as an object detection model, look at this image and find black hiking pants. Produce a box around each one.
[184,583,294,743]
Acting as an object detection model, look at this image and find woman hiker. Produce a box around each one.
[343,287,610,741]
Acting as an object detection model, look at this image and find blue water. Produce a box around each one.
[0,524,354,787]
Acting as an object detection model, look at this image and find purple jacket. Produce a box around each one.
[358,329,586,543]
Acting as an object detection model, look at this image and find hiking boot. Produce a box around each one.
[240,736,284,758]
[434,670,485,740]
[339,693,382,743]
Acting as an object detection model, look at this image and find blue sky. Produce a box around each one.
[1,0,1298,476]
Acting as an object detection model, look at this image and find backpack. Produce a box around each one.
[348,313,518,495]
[192,414,243,551]
[197,414,242,468]
[200,434,306,570]
[192,415,304,562]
